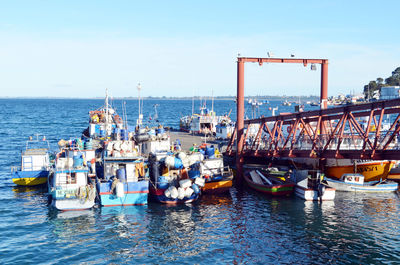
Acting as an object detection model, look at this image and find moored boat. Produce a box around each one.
[215,121,235,140]
[198,150,233,194]
[179,103,231,136]
[48,148,96,211]
[325,173,398,192]
[325,159,395,182]
[387,162,400,182]
[82,89,126,141]
[11,135,52,186]
[148,152,202,204]
[96,140,149,207]
[293,170,335,201]
[244,169,295,196]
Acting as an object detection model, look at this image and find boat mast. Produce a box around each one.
[192,88,194,116]
[105,88,109,136]
[211,89,214,114]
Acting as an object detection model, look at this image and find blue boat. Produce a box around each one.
[96,144,149,207]
[325,173,399,192]
[11,135,52,186]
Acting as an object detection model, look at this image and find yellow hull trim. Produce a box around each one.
[203,180,233,191]
[12,177,47,186]
[326,161,395,182]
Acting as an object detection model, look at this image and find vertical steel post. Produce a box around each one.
[236,58,245,182]
[320,61,328,109]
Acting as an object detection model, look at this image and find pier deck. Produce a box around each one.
[169,131,227,152]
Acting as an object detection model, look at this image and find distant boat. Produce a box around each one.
[11,135,52,186]
[82,90,125,140]
[309,102,320,107]
[325,173,398,192]
[180,106,232,136]
[282,100,291,106]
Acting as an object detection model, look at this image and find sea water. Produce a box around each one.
[0,98,399,264]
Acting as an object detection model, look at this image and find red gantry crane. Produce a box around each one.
[229,56,400,180]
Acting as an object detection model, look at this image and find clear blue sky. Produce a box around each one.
[0,0,399,98]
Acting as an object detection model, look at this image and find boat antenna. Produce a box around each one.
[137,83,142,127]
[105,88,109,136]
[192,88,194,116]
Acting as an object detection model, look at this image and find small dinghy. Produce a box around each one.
[293,170,335,201]
[244,169,294,196]
[325,173,398,192]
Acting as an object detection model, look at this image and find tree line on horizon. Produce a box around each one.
[364,67,400,99]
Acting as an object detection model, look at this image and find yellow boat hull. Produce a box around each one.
[325,161,395,182]
[12,177,47,186]
[203,180,233,194]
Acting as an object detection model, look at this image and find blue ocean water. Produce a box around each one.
[0,98,399,264]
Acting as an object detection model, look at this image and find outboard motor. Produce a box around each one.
[317,183,326,198]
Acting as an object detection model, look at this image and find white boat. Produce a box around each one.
[48,148,96,211]
[325,173,398,192]
[83,89,126,140]
[215,121,235,140]
[180,103,231,135]
[293,170,335,201]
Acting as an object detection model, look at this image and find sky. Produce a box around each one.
[0,0,399,98]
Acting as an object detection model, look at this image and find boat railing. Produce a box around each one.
[10,166,20,173]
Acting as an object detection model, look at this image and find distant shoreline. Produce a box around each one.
[0,95,320,101]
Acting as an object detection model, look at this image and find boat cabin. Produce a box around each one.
[340,173,365,184]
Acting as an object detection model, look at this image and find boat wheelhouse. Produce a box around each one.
[11,135,52,186]
[48,148,96,211]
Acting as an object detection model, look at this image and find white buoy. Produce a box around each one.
[169,186,178,199]
[194,177,205,187]
[179,179,192,189]
[177,187,185,200]
[165,156,175,168]
[164,188,171,198]
[116,182,125,198]
[185,187,194,198]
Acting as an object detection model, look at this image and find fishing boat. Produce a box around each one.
[193,144,233,193]
[82,89,127,140]
[387,161,400,182]
[179,99,231,135]
[200,158,233,194]
[137,126,171,157]
[48,147,96,211]
[215,121,235,140]
[148,152,202,204]
[244,169,295,196]
[96,140,149,207]
[11,135,52,186]
[325,173,398,192]
[325,159,395,182]
[293,170,335,201]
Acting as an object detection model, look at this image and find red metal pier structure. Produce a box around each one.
[230,56,400,180]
